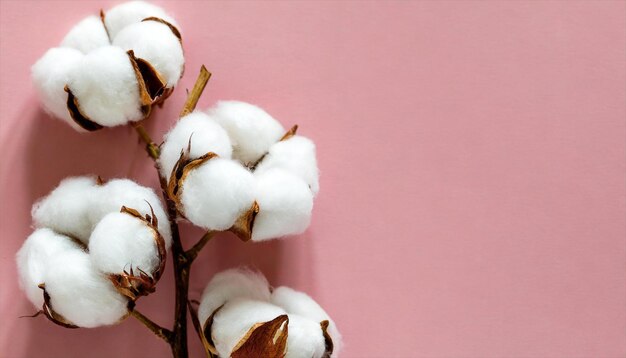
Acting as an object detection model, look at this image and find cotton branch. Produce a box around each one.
[180,65,211,117]
[133,122,160,160]
[186,231,215,262]
[131,309,173,343]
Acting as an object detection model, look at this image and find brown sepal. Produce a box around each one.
[200,304,224,357]
[142,16,182,42]
[38,284,78,329]
[279,124,298,142]
[166,140,219,212]
[231,315,289,358]
[126,50,162,118]
[99,9,111,42]
[109,205,167,301]
[64,86,104,131]
[320,320,334,358]
[248,125,299,170]
[229,201,259,242]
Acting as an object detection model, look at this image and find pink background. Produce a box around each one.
[1,1,625,357]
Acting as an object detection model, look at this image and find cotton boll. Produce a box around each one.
[180,158,255,231]
[67,45,143,127]
[198,268,271,327]
[159,112,232,181]
[16,229,83,308]
[31,47,85,131]
[252,169,313,242]
[212,299,287,358]
[208,101,285,164]
[89,212,160,277]
[94,179,171,247]
[255,135,319,195]
[285,314,326,358]
[104,1,176,40]
[45,250,128,328]
[113,20,183,87]
[60,16,110,54]
[271,286,342,356]
[31,176,99,243]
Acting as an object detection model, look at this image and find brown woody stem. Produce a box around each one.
[186,231,215,262]
[131,309,173,343]
[180,65,211,117]
[132,65,212,358]
[133,122,160,160]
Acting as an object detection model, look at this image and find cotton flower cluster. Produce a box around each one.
[32,1,184,131]
[198,268,341,358]
[16,176,171,328]
[160,101,319,242]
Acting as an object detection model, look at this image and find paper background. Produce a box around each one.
[1,1,624,356]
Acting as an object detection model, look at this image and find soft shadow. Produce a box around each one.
[185,214,319,300]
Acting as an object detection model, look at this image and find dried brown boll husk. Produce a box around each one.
[107,205,167,301]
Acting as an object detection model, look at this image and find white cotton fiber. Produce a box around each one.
[31,176,99,243]
[60,16,110,54]
[159,112,232,181]
[104,1,176,40]
[272,286,342,356]
[89,212,160,277]
[212,299,287,357]
[252,169,313,242]
[113,20,183,87]
[45,250,129,328]
[284,314,326,358]
[198,268,271,327]
[31,47,85,131]
[16,229,82,308]
[208,101,285,164]
[255,135,319,195]
[66,45,143,127]
[180,158,255,231]
[94,179,172,247]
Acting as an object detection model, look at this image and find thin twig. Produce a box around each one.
[132,65,213,358]
[131,309,173,343]
[180,65,211,117]
[186,231,215,262]
[133,122,160,160]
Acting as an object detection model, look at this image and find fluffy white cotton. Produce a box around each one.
[16,229,83,308]
[208,101,285,164]
[31,47,85,131]
[94,179,172,247]
[271,286,342,356]
[104,1,176,40]
[180,158,255,231]
[32,176,99,243]
[200,268,341,357]
[89,212,160,276]
[212,299,287,357]
[198,268,271,327]
[252,169,313,242]
[60,16,110,54]
[67,45,142,126]
[159,112,232,181]
[284,314,326,358]
[45,250,129,328]
[113,20,183,87]
[255,135,319,195]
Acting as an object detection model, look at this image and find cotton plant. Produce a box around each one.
[159,101,319,242]
[32,1,183,131]
[197,268,340,358]
[17,1,340,357]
